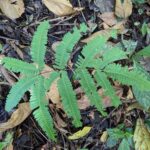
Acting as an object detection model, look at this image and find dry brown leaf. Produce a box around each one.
[41,65,61,104]
[126,102,144,112]
[81,30,112,43]
[0,0,25,19]
[47,78,60,104]
[78,95,91,110]
[99,12,118,26]
[127,88,134,100]
[81,21,125,43]
[42,0,83,16]
[115,0,133,18]
[0,103,31,132]
[41,65,54,78]
[134,118,150,150]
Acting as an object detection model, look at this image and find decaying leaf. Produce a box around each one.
[77,95,91,110]
[134,118,150,150]
[68,126,91,140]
[115,0,133,18]
[100,131,108,142]
[0,103,31,132]
[0,0,25,19]
[81,21,126,43]
[41,65,54,78]
[42,0,83,16]
[41,65,61,104]
[47,78,60,104]
[99,12,118,26]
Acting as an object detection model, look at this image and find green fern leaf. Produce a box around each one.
[135,45,150,57]
[99,47,127,69]
[2,57,38,75]
[94,70,121,107]
[33,106,56,141]
[31,21,50,70]
[104,64,150,91]
[5,77,36,112]
[30,76,56,140]
[54,23,87,70]
[76,35,108,68]
[58,71,82,127]
[76,69,106,116]
[30,76,47,110]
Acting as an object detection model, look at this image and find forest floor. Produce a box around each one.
[0,0,150,150]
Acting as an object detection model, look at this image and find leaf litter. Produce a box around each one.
[0,0,150,149]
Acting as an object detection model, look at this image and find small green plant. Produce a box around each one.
[1,21,150,141]
[0,132,13,149]
[106,125,133,150]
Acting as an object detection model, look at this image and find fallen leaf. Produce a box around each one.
[42,0,83,16]
[0,103,31,132]
[41,65,54,78]
[78,95,90,110]
[115,0,133,18]
[68,126,91,140]
[94,0,115,13]
[99,12,118,26]
[126,88,134,100]
[126,102,143,112]
[134,118,150,150]
[81,30,113,43]
[0,0,25,19]
[47,78,60,104]
[100,131,108,142]
[55,113,67,128]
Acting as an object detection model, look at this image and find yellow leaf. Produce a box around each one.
[134,118,150,150]
[42,0,83,16]
[0,103,31,132]
[0,0,24,19]
[100,131,108,143]
[68,126,91,140]
[115,0,133,18]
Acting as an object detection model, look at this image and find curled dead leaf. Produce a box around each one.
[0,103,31,132]
[42,0,83,16]
[134,118,150,150]
[115,0,133,18]
[0,0,25,19]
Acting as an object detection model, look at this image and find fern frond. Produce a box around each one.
[76,69,106,116]
[94,70,121,107]
[58,71,82,127]
[2,57,38,75]
[44,71,59,91]
[104,64,150,91]
[30,76,47,110]
[54,23,87,70]
[31,21,50,70]
[135,45,150,57]
[5,77,36,112]
[76,35,108,68]
[99,47,127,69]
[30,76,56,140]
[33,106,56,141]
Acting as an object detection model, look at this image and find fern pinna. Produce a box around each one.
[1,21,150,141]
